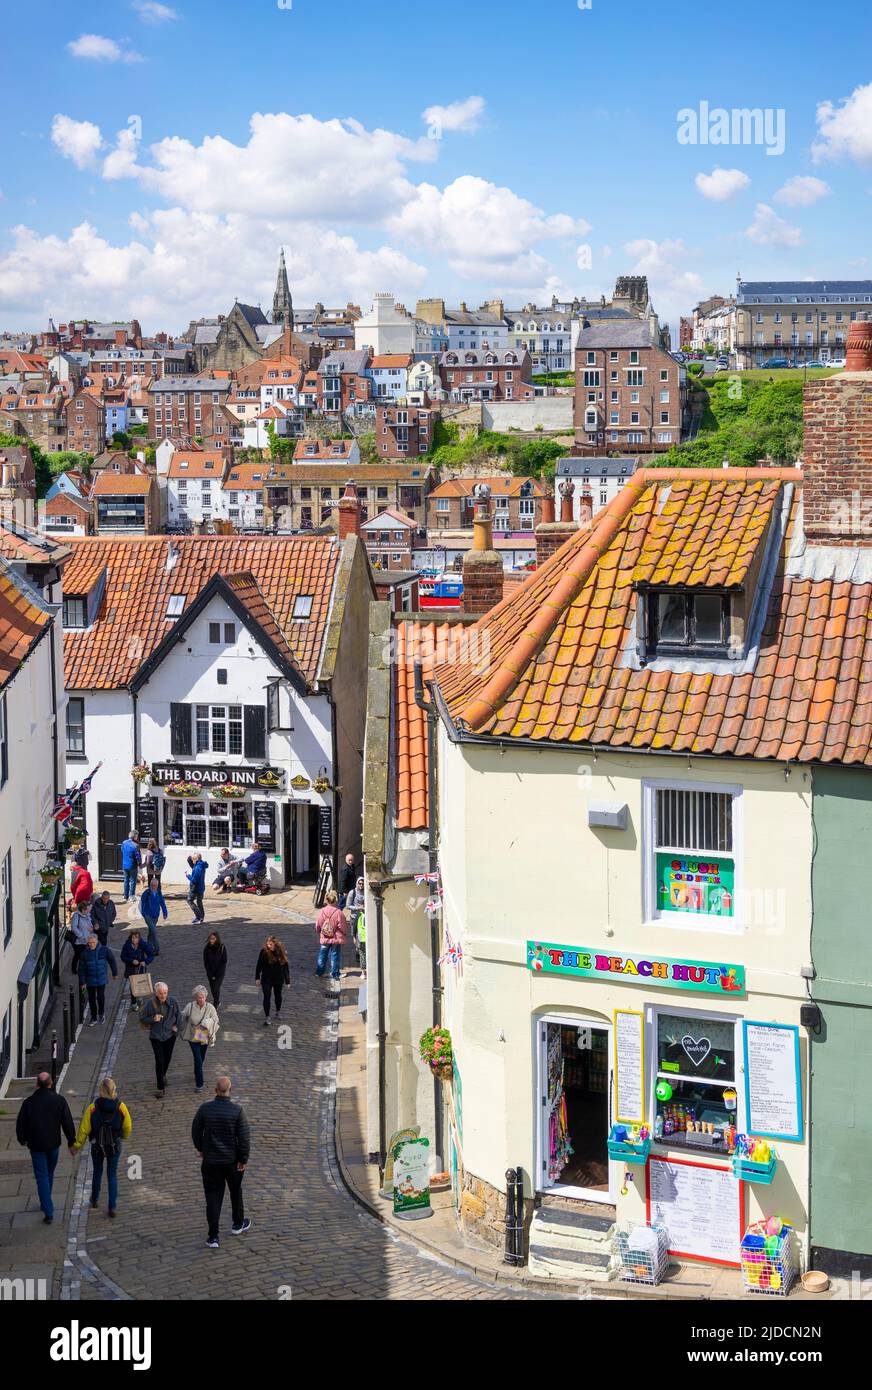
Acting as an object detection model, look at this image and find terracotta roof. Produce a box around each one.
[0,521,68,565]
[223,463,268,489]
[266,462,430,483]
[63,536,339,690]
[431,468,872,767]
[429,475,546,499]
[370,354,412,369]
[167,452,227,480]
[91,472,152,496]
[220,571,303,679]
[394,617,470,830]
[293,439,356,461]
[633,478,781,588]
[0,557,52,688]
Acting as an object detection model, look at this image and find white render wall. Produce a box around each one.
[482,399,573,433]
[69,591,334,886]
[354,296,416,356]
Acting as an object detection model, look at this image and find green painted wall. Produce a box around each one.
[811,767,872,1259]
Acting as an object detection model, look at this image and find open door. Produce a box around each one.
[539,1017,616,1204]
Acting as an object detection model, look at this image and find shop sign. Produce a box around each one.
[290,774,311,791]
[656,853,734,916]
[527,941,745,996]
[151,763,285,790]
[392,1137,432,1219]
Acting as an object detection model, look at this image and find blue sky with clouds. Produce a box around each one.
[1,0,871,333]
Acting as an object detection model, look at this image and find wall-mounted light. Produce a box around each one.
[800,1002,822,1034]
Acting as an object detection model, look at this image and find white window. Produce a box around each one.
[644,781,740,932]
[166,594,186,617]
[292,594,313,620]
[196,704,243,755]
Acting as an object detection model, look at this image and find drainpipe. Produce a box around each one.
[131,688,140,843]
[413,660,444,1170]
[48,617,62,985]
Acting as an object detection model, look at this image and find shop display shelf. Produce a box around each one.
[607,1127,651,1164]
[732,1154,777,1184]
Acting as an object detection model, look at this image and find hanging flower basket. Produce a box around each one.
[312,776,331,794]
[165,780,200,798]
[419,1026,454,1080]
[131,760,150,784]
[210,784,246,800]
[39,865,64,884]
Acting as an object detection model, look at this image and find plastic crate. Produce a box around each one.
[733,1154,777,1185]
[741,1222,797,1297]
[613,1223,670,1286]
[607,1125,651,1165]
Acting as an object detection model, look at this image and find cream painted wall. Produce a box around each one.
[437,734,813,1255]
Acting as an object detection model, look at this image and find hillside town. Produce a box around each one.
[1,238,872,1319]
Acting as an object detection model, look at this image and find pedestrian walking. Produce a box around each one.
[181,986,220,1092]
[191,1076,251,1248]
[120,929,154,1007]
[338,852,357,909]
[70,863,94,909]
[73,844,91,871]
[140,876,168,957]
[72,1077,132,1218]
[344,876,366,969]
[186,852,208,924]
[78,935,118,1025]
[139,982,181,1098]
[203,931,227,1005]
[255,935,289,1026]
[121,831,141,901]
[315,890,347,986]
[69,900,94,974]
[15,1073,76,1224]
[91,889,117,946]
[143,839,165,890]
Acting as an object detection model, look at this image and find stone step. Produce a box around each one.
[535,1202,615,1240]
[528,1242,616,1282]
[527,1200,619,1281]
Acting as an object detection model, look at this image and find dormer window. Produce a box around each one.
[63,597,87,629]
[646,589,730,657]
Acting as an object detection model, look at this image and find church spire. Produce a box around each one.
[271,247,294,329]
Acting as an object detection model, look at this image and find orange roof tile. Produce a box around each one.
[0,557,52,688]
[91,472,152,496]
[223,463,268,490]
[394,617,471,830]
[429,475,546,499]
[167,452,227,480]
[370,354,412,369]
[63,535,339,690]
[431,468,872,769]
[293,439,356,461]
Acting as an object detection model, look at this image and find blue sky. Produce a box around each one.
[1,0,871,333]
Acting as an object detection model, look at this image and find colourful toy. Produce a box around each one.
[765,1216,783,1237]
[722,1087,737,1111]
[655,1080,673,1103]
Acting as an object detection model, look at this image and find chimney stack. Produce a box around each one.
[536,477,581,566]
[559,477,575,523]
[578,485,593,527]
[803,315,872,546]
[338,480,362,539]
[462,488,504,616]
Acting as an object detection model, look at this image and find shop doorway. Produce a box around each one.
[97,803,131,881]
[287,802,319,883]
[538,1016,615,1204]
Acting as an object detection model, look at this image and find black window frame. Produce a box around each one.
[646,588,731,658]
[1,848,11,948]
[65,695,86,757]
[63,596,87,629]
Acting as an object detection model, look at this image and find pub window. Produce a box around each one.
[646,589,730,656]
[207,800,230,848]
[647,782,738,926]
[163,799,184,844]
[184,800,207,847]
[196,704,243,755]
[231,801,252,848]
[653,1008,739,1152]
[66,697,85,755]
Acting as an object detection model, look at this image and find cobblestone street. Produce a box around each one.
[63,890,526,1301]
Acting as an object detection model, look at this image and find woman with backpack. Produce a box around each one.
[203,932,227,1006]
[254,936,290,1026]
[180,986,220,1092]
[72,1077,132,1218]
[143,839,165,890]
[314,890,347,988]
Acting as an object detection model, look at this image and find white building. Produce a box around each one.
[0,531,67,1097]
[554,456,641,518]
[509,306,574,372]
[354,294,417,357]
[61,534,372,888]
[406,360,443,404]
[369,355,412,401]
[166,451,230,529]
[221,462,266,530]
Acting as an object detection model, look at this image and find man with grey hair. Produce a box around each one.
[139,981,181,1098]
[192,1075,251,1248]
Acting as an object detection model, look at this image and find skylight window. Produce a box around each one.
[166,594,186,618]
[292,595,313,620]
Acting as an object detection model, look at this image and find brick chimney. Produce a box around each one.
[462,489,504,616]
[803,315,872,546]
[338,480,362,538]
[115,329,126,347]
[578,484,593,527]
[536,476,579,566]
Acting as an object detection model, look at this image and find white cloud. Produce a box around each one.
[102,127,142,180]
[389,174,588,278]
[812,81,872,164]
[421,96,485,136]
[745,202,803,247]
[132,0,178,21]
[67,33,142,63]
[774,175,831,207]
[51,114,103,170]
[623,238,705,328]
[694,167,750,201]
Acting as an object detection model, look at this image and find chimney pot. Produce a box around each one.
[846,313,872,373]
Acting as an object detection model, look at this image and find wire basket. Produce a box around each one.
[741,1222,797,1297]
[613,1223,671,1286]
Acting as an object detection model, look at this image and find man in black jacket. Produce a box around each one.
[191,1075,251,1248]
[338,852,357,908]
[16,1073,76,1223]
[91,890,117,945]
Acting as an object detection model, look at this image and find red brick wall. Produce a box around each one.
[803,375,872,544]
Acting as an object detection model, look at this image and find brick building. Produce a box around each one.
[264,461,433,532]
[574,322,687,454]
[376,403,437,457]
[65,389,106,455]
[439,347,534,403]
[360,506,419,571]
[426,475,545,534]
[2,392,67,454]
[147,376,232,442]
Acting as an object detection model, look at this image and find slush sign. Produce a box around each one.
[527,941,745,996]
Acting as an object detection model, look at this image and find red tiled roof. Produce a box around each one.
[394,617,471,830]
[63,535,339,690]
[429,475,546,499]
[223,463,267,489]
[0,522,68,564]
[167,452,227,479]
[370,354,412,369]
[293,439,356,461]
[432,468,872,767]
[0,558,51,688]
[91,472,152,496]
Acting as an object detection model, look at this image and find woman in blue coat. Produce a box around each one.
[186,853,208,925]
[120,930,155,1008]
[77,935,118,1026]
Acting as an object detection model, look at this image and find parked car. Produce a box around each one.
[761,358,790,369]
[805,361,827,369]
[829,358,846,368]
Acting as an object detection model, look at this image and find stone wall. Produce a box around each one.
[459,1169,534,1253]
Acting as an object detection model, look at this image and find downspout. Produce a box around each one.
[48,616,62,985]
[131,687,139,829]
[369,871,417,1171]
[414,660,444,1170]
[326,687,340,888]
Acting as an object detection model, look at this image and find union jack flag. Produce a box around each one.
[77,762,103,797]
[52,785,79,823]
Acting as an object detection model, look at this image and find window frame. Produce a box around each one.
[642,778,743,934]
[647,1001,746,1149]
[646,588,730,657]
[1,848,11,947]
[195,703,243,755]
[65,695,86,757]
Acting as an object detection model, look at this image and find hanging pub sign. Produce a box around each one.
[290,774,311,792]
[151,763,285,790]
[656,853,734,917]
[527,941,745,996]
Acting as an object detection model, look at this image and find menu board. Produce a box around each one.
[742,1021,803,1141]
[614,1010,644,1125]
[647,1156,743,1267]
